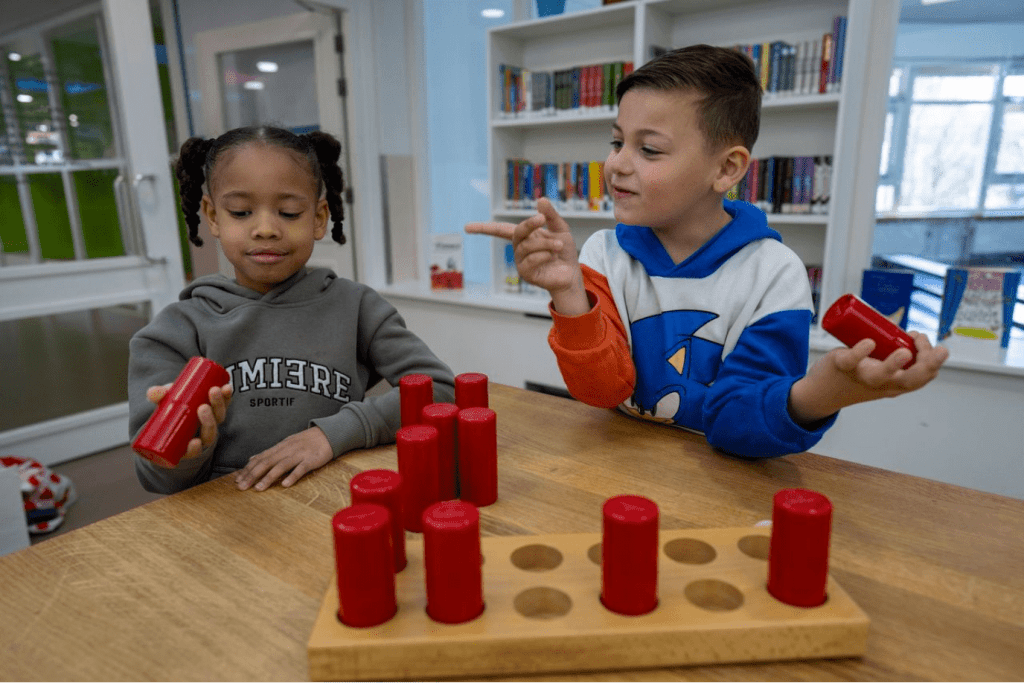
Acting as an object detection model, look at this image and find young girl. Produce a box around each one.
[129,126,455,494]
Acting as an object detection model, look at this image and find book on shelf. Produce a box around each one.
[731,155,831,216]
[732,15,846,97]
[505,158,610,213]
[938,266,1022,360]
[497,60,632,119]
[429,233,464,290]
[503,244,520,294]
[806,265,823,323]
[860,269,914,330]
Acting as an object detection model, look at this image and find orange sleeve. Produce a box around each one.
[547,264,635,408]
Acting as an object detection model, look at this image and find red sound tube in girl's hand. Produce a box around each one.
[821,294,917,369]
[132,357,230,467]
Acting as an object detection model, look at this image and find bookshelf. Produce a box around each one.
[480,0,877,328]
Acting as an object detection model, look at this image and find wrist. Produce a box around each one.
[550,277,590,317]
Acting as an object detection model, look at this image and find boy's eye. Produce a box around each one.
[610,139,623,150]
[641,147,661,157]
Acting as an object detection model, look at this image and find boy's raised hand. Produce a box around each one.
[145,382,233,466]
[789,331,949,424]
[466,198,585,302]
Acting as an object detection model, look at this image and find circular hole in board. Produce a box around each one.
[514,586,573,619]
[737,534,770,560]
[587,543,601,565]
[684,579,744,612]
[510,544,563,571]
[663,538,717,564]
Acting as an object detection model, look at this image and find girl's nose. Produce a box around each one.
[252,213,281,238]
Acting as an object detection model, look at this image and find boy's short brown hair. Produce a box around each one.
[617,44,762,152]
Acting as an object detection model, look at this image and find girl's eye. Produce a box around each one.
[280,212,301,219]
[228,210,250,218]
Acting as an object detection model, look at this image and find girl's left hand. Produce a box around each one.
[234,426,333,491]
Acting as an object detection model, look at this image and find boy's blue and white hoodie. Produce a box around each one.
[552,199,836,458]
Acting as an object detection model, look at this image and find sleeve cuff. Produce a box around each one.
[310,407,370,459]
[549,290,605,351]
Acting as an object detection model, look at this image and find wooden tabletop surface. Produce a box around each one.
[1,383,1021,681]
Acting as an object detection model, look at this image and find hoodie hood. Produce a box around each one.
[180,267,337,314]
[615,199,781,279]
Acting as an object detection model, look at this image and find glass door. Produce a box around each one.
[0,0,187,464]
[195,10,355,281]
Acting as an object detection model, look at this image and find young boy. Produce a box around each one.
[467,45,948,458]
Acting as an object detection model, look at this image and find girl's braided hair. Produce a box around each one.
[174,126,346,247]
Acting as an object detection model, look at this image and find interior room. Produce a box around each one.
[0,0,1022,679]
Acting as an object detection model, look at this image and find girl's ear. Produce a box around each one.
[200,195,219,237]
[712,145,752,195]
[313,197,328,240]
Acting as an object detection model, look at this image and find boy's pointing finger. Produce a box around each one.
[465,221,517,240]
[536,197,570,234]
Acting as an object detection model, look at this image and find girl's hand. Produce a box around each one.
[145,382,233,466]
[235,426,333,491]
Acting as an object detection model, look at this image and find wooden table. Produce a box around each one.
[1,384,1021,680]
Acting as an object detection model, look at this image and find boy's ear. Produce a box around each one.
[313,197,329,240]
[712,145,752,195]
[200,195,219,237]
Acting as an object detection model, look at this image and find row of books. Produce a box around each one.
[733,15,847,96]
[727,156,833,216]
[505,159,611,212]
[497,61,634,118]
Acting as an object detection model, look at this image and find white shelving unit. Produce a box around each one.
[482,0,883,327]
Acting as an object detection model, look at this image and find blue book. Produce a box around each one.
[861,269,914,329]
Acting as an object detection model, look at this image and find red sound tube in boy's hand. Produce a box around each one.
[132,357,230,467]
[821,294,917,369]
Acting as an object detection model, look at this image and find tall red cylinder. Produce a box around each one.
[421,403,460,501]
[457,407,497,507]
[422,500,484,624]
[332,503,397,627]
[349,470,406,571]
[821,294,916,369]
[455,372,489,409]
[132,357,230,467]
[767,488,833,607]
[601,495,659,616]
[396,425,440,532]
[399,374,433,427]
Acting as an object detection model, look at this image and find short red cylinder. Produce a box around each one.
[457,407,497,507]
[332,503,397,627]
[132,357,230,467]
[396,425,440,532]
[821,294,916,369]
[421,403,460,500]
[767,488,833,607]
[455,372,489,409]
[399,374,433,427]
[422,500,484,624]
[601,495,659,616]
[349,470,407,571]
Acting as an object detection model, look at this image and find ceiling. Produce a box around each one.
[899,0,1024,24]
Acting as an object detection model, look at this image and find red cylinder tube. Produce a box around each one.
[455,372,489,409]
[601,495,659,616]
[132,357,230,467]
[767,488,833,607]
[422,500,484,624]
[349,470,406,571]
[822,294,917,369]
[332,503,397,627]
[421,403,460,501]
[399,374,433,427]
[457,407,497,507]
[396,425,440,532]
